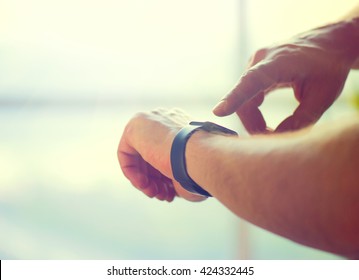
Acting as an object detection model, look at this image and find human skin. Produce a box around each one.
[118,109,359,258]
[213,16,359,133]
[118,6,359,259]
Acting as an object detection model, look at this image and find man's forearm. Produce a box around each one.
[185,117,359,258]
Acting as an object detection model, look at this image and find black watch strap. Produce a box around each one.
[170,121,238,197]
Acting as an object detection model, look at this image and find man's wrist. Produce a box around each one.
[184,130,235,197]
[170,121,237,197]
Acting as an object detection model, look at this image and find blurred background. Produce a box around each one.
[1,0,359,259]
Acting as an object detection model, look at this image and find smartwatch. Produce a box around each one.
[170,121,238,197]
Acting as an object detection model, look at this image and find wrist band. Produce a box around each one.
[170,121,238,197]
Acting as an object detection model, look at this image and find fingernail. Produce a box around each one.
[213,100,227,115]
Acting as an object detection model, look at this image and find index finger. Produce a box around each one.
[213,61,291,117]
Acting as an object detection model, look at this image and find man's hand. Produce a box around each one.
[117,108,207,202]
[213,19,359,133]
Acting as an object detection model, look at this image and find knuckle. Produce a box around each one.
[133,111,148,120]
